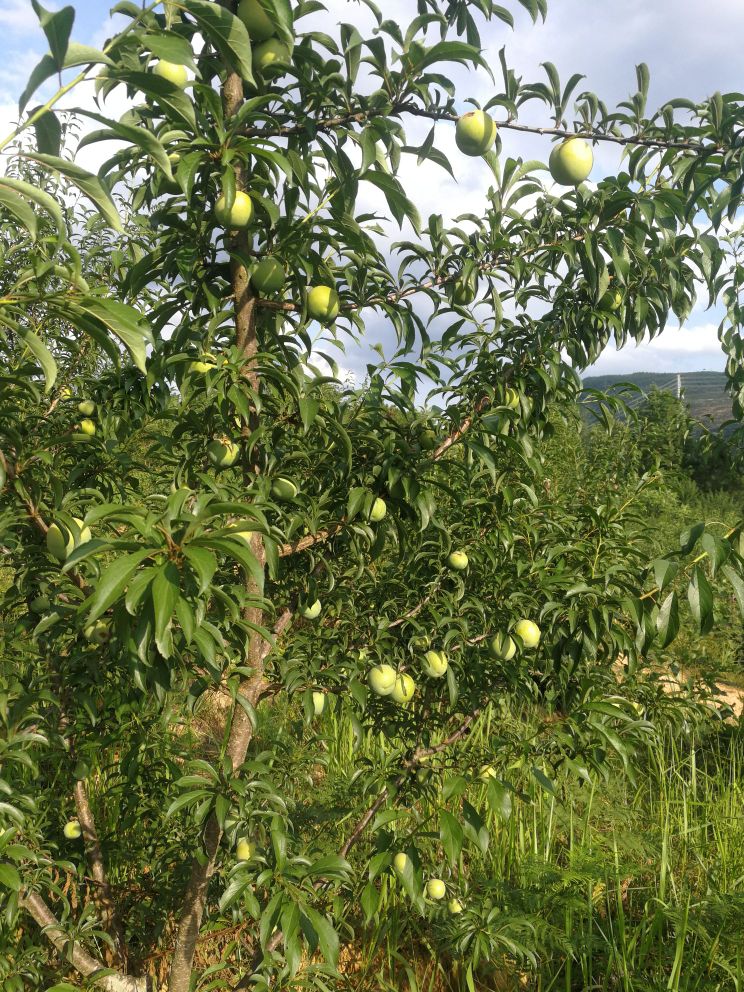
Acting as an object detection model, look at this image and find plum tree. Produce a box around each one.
[2,2,744,991]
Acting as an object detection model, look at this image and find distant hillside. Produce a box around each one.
[581,371,732,426]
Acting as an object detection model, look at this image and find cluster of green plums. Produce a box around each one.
[393,853,463,913]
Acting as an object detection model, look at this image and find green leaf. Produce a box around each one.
[531,766,556,797]
[722,565,744,618]
[77,110,174,179]
[108,71,196,130]
[17,327,57,392]
[302,907,339,968]
[32,108,62,157]
[86,549,153,623]
[688,565,713,634]
[20,44,112,112]
[0,186,38,239]
[31,1,75,71]
[72,298,152,373]
[0,863,21,891]
[0,176,66,239]
[143,32,197,69]
[439,809,463,864]
[151,562,180,657]
[23,152,123,231]
[179,0,254,86]
[183,547,217,594]
[486,779,512,822]
[652,558,678,592]
[656,590,679,648]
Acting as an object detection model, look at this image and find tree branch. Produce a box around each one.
[19,889,150,992]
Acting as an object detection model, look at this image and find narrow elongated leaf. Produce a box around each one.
[23,152,122,231]
[151,562,180,657]
[656,590,679,647]
[77,111,173,179]
[0,176,66,238]
[180,0,254,85]
[439,810,463,864]
[688,565,714,634]
[72,298,152,373]
[86,549,152,623]
[32,108,62,156]
[31,1,75,71]
[652,558,678,592]
[108,71,196,130]
[0,863,21,891]
[20,44,112,112]
[0,187,38,238]
[723,565,744,617]
[17,327,57,392]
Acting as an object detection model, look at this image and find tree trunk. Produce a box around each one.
[167,50,266,992]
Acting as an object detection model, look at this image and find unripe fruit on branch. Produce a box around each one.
[236,838,255,861]
[215,191,253,229]
[504,387,520,411]
[312,691,325,716]
[152,60,189,88]
[190,353,217,374]
[447,550,468,571]
[78,400,96,416]
[251,257,286,294]
[478,764,498,782]
[29,595,51,614]
[301,600,321,620]
[369,497,387,522]
[451,279,477,306]
[368,664,397,696]
[448,898,464,914]
[455,110,497,156]
[207,439,240,468]
[423,650,448,678]
[63,819,82,839]
[549,138,593,186]
[237,0,275,41]
[393,852,410,873]
[488,633,516,661]
[515,618,541,648]
[253,39,292,73]
[307,285,340,323]
[84,621,111,646]
[271,477,298,500]
[78,418,96,436]
[391,673,415,704]
[46,518,91,561]
[426,878,446,900]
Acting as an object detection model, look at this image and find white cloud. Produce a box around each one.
[587,323,725,376]
[0,0,42,32]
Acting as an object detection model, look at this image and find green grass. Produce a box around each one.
[296,703,744,992]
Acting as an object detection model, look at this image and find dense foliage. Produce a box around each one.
[1,1,744,990]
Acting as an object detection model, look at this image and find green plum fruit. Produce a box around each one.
[152,60,189,88]
[207,439,240,468]
[423,650,448,678]
[368,664,397,696]
[549,138,593,186]
[251,257,286,294]
[426,878,446,900]
[307,285,340,323]
[447,550,468,571]
[369,497,387,522]
[63,819,82,840]
[215,191,254,229]
[391,673,415,704]
[271,477,298,500]
[455,109,497,156]
[515,618,541,648]
[237,0,275,41]
[488,633,516,661]
[301,600,321,620]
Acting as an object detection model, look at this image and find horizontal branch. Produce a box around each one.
[241,100,724,154]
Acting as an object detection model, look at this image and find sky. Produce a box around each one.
[0,0,741,382]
